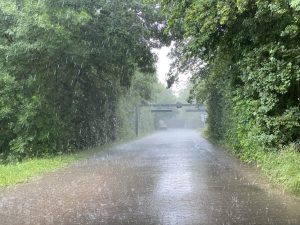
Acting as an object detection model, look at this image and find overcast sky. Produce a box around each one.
[152,46,190,95]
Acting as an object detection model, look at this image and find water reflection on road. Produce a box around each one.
[0,129,299,225]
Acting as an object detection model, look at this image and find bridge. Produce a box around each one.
[134,102,206,136]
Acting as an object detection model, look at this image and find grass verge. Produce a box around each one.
[255,146,300,195]
[0,143,113,188]
[228,143,300,196]
[0,132,151,188]
[200,129,300,195]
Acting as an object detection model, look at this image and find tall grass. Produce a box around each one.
[256,145,300,195]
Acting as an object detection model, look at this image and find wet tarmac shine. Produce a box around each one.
[0,129,300,225]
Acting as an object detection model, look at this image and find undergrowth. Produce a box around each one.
[229,142,300,196]
[255,145,300,195]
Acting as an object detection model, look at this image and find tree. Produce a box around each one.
[162,0,300,150]
[0,0,169,161]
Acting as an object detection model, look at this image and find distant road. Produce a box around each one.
[0,129,300,225]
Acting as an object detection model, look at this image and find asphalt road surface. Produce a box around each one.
[0,129,300,225]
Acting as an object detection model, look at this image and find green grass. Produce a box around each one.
[228,142,300,196]
[0,144,111,187]
[0,133,148,188]
[201,128,300,196]
[255,145,300,195]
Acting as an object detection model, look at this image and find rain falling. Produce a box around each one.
[0,0,300,225]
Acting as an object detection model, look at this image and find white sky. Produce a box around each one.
[152,46,190,95]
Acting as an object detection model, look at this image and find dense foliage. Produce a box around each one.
[116,71,159,140]
[162,0,300,155]
[0,0,168,162]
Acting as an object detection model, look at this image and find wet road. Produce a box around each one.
[0,129,300,225]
